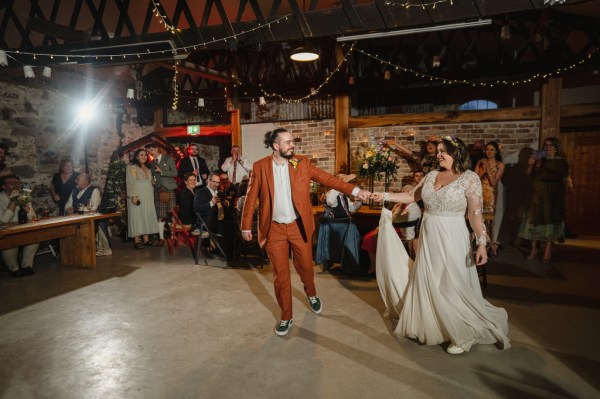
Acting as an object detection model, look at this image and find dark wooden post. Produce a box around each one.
[540,77,563,144]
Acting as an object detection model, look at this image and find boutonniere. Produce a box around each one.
[289,158,301,169]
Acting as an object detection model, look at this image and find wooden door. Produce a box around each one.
[560,131,600,235]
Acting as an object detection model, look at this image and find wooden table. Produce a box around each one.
[0,212,120,269]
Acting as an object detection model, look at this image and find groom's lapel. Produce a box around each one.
[266,155,274,201]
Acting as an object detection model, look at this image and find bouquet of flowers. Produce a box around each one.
[10,188,32,207]
[357,136,399,181]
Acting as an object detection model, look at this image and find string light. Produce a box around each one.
[344,44,598,88]
[151,0,179,34]
[172,60,179,110]
[259,43,355,103]
[0,15,290,64]
[384,0,451,8]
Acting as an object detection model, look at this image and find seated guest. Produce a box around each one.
[193,172,235,261]
[64,173,112,256]
[0,175,38,277]
[362,185,421,275]
[178,173,198,231]
[315,174,363,274]
[64,173,101,214]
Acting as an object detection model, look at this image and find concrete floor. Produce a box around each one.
[1,237,599,399]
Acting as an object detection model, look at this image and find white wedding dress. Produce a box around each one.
[376,170,510,352]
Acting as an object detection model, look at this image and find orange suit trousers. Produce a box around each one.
[264,220,317,320]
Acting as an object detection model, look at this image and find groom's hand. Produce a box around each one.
[242,231,252,241]
[356,189,371,202]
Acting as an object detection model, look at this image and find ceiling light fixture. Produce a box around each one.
[336,19,492,42]
[290,46,319,62]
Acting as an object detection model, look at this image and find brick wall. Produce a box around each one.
[349,121,539,192]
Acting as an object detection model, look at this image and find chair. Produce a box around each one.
[35,242,59,264]
[166,208,197,256]
[392,217,420,259]
[194,213,228,266]
[231,206,264,269]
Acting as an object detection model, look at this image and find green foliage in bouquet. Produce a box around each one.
[357,138,399,181]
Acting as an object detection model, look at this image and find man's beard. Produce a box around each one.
[279,148,294,160]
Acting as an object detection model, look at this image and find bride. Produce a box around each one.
[371,136,510,354]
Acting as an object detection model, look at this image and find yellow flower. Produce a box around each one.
[289,158,301,169]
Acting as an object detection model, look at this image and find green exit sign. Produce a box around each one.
[187,125,200,135]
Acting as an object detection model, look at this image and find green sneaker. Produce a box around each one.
[275,319,293,336]
[308,296,322,314]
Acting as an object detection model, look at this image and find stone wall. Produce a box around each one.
[0,79,153,215]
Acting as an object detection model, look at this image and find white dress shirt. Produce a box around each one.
[272,160,298,224]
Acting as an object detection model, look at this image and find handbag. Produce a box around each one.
[159,190,170,204]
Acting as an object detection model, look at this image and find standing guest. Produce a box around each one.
[146,143,178,247]
[519,137,572,263]
[241,128,371,336]
[475,141,505,258]
[193,172,235,260]
[177,144,210,189]
[126,149,159,249]
[49,157,78,215]
[178,173,198,226]
[0,175,38,277]
[221,145,252,186]
[0,143,14,178]
[388,139,439,174]
[64,173,101,214]
[371,136,510,355]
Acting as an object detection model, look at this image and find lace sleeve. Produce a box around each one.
[464,171,487,246]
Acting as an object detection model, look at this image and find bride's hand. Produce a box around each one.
[475,245,488,265]
[371,192,384,202]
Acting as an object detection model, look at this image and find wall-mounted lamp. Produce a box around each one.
[290,46,319,62]
[384,70,392,80]
[23,65,35,78]
[198,98,205,107]
[259,96,266,106]
[126,89,135,99]
[501,25,511,40]
[432,56,441,68]
[324,130,331,136]
[42,67,52,78]
[0,50,7,66]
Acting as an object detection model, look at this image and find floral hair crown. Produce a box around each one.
[442,135,459,148]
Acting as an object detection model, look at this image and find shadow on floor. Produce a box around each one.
[0,252,139,316]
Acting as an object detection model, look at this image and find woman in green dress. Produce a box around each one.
[519,137,572,263]
[126,149,159,248]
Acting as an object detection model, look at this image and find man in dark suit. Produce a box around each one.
[177,143,210,189]
[193,172,234,261]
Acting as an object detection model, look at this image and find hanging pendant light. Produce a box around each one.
[290,46,319,62]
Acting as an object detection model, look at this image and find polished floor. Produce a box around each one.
[1,237,599,399]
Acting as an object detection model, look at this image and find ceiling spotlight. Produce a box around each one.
[432,56,441,68]
[290,46,319,62]
[126,89,135,99]
[259,96,266,106]
[198,98,205,107]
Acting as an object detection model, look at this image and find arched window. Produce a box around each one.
[458,100,498,111]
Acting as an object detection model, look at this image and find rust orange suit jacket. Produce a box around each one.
[241,154,356,248]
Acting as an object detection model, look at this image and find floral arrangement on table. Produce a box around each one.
[9,188,32,207]
[357,134,399,182]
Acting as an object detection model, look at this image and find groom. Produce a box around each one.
[241,128,371,336]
